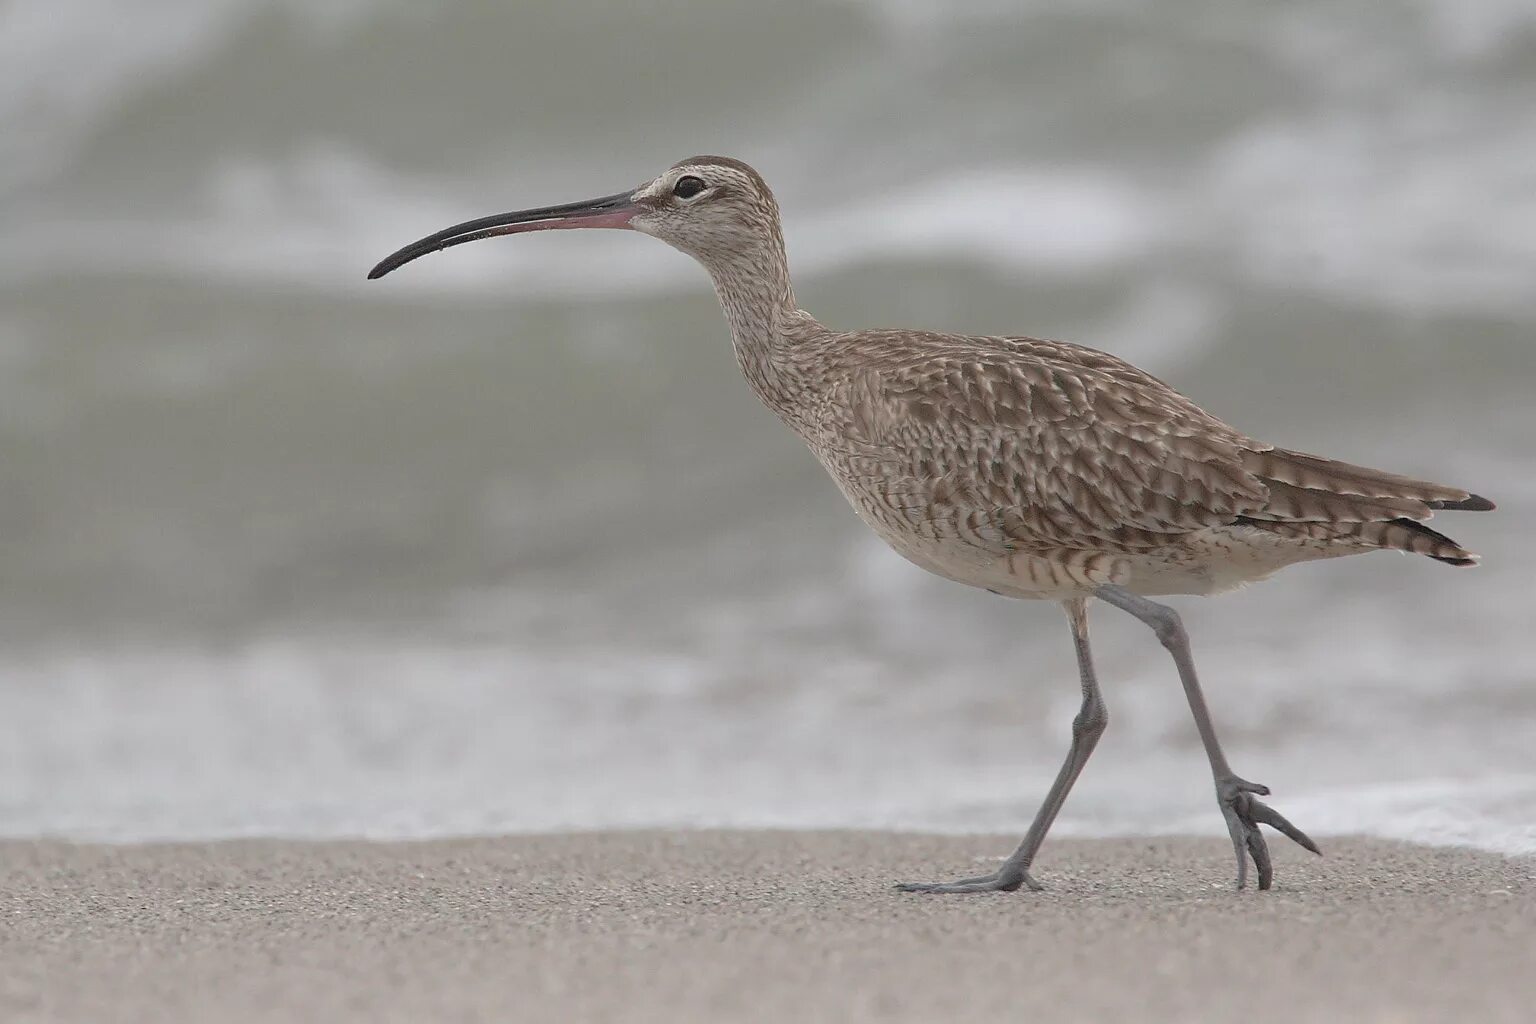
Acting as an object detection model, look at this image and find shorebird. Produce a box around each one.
[369,156,1493,894]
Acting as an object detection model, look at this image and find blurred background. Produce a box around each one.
[2,0,1533,850]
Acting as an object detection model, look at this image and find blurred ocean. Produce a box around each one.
[2,0,1534,853]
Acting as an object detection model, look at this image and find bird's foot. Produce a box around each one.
[896,865,1043,895]
[1217,775,1320,891]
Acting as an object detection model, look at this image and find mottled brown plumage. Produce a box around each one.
[369,155,1493,896]
[806,331,1487,592]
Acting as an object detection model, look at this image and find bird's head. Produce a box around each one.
[367,155,781,281]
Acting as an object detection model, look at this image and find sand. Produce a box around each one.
[2,831,1531,1023]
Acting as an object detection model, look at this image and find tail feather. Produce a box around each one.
[1249,479,1430,524]
[1367,518,1479,566]
[1233,446,1491,566]
[1234,516,1481,565]
[1427,494,1496,512]
[1241,447,1486,510]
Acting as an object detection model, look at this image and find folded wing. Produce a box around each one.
[837,334,1490,561]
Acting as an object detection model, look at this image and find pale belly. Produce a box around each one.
[855,511,1349,601]
[811,445,1359,600]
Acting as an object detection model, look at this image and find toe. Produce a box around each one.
[1219,775,1271,799]
[896,869,1037,894]
[897,879,999,894]
[1220,804,1250,889]
[1245,824,1274,890]
[1239,794,1321,856]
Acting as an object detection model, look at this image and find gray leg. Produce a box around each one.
[1094,584,1320,890]
[899,598,1106,894]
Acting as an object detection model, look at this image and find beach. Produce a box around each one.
[4,4,1535,1022]
[3,831,1530,1023]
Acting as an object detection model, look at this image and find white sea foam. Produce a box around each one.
[2,591,1531,853]
[6,129,1534,321]
[1197,107,1536,315]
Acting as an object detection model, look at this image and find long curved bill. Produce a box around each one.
[367,190,639,280]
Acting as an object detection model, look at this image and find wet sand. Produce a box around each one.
[2,831,1530,1023]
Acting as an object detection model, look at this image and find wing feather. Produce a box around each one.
[836,336,1270,552]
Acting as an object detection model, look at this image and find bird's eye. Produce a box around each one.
[673,175,706,199]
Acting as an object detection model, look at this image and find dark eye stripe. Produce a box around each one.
[673,175,706,199]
